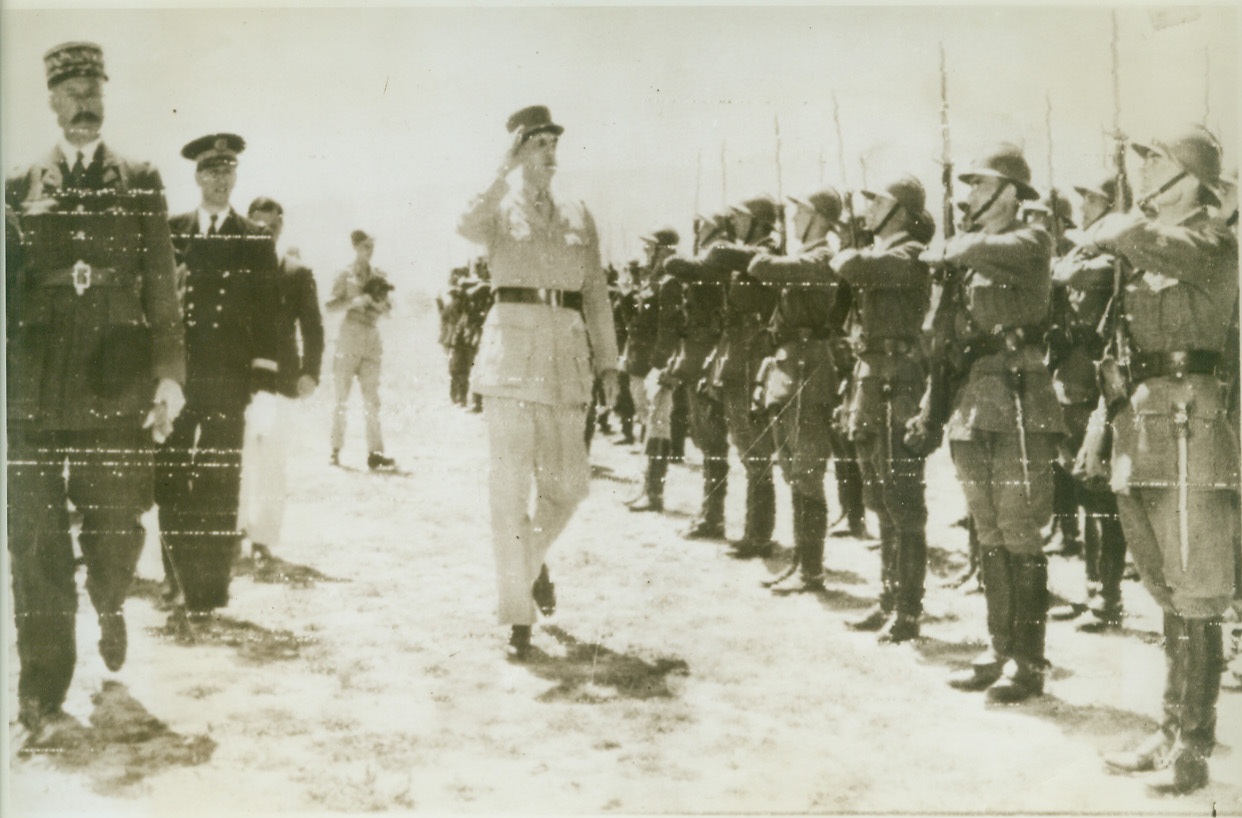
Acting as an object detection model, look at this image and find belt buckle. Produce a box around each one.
[72,260,92,296]
[1168,351,1189,378]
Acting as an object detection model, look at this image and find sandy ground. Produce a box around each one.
[5,301,1242,817]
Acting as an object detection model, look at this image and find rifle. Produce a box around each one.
[1095,10,1135,418]
[774,115,787,255]
[693,149,703,255]
[1045,92,1063,253]
[831,93,859,249]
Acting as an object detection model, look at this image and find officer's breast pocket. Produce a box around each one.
[88,288,152,398]
[474,311,536,387]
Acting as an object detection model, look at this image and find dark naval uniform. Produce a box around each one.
[748,239,839,584]
[664,240,730,538]
[274,252,325,398]
[1093,200,1237,790]
[158,204,281,612]
[835,230,932,632]
[6,136,185,723]
[940,202,1065,701]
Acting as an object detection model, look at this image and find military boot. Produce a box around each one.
[741,466,776,548]
[880,530,927,644]
[777,493,827,591]
[1080,512,1126,633]
[950,548,1013,691]
[684,457,727,540]
[1148,616,1224,794]
[988,553,1049,703]
[851,521,898,631]
[629,439,669,513]
[1106,611,1185,773]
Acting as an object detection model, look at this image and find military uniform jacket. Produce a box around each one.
[168,209,281,414]
[273,254,325,398]
[621,279,660,378]
[688,242,780,389]
[458,176,617,406]
[662,251,727,382]
[747,240,839,407]
[1091,209,1239,494]
[942,219,1066,439]
[1049,236,1114,407]
[6,144,185,430]
[833,232,931,435]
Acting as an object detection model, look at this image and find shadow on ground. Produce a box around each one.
[148,611,313,662]
[518,625,690,703]
[18,681,215,795]
[234,554,347,587]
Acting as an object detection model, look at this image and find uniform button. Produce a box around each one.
[216,305,223,311]
[212,322,219,328]
[223,271,230,278]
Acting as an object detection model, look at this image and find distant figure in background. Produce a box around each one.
[239,196,324,564]
[458,105,618,659]
[326,229,397,471]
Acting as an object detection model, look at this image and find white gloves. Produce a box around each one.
[144,378,185,443]
[245,390,279,440]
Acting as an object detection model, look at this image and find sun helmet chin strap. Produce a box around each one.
[1136,170,1188,213]
[872,199,901,236]
[967,180,1012,226]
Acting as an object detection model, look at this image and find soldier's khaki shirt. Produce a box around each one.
[458,175,617,405]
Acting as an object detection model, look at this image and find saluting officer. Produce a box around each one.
[747,188,843,590]
[833,176,934,641]
[6,42,186,737]
[158,133,282,618]
[1086,125,1237,795]
[1048,174,1128,631]
[920,144,1066,703]
[458,105,618,658]
[627,227,683,513]
[663,212,734,541]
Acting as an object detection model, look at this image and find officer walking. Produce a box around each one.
[747,188,843,590]
[458,105,618,658]
[5,42,186,738]
[238,196,325,565]
[1087,125,1237,795]
[327,229,398,471]
[159,133,282,618]
[833,176,935,640]
[918,144,1066,702]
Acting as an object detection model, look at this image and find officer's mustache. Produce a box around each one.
[72,111,102,125]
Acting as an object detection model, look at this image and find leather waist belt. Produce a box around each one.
[854,337,916,356]
[777,327,831,344]
[33,262,124,295]
[1131,350,1221,384]
[965,324,1045,358]
[495,286,582,311]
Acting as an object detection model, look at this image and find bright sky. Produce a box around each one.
[3,3,1236,294]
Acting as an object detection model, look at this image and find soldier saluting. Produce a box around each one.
[918,144,1066,703]
[5,42,186,739]
[1086,125,1238,795]
[832,176,935,640]
[157,133,282,620]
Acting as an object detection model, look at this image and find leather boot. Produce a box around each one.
[1178,617,1222,769]
[799,493,827,588]
[988,553,1049,702]
[685,457,727,540]
[851,521,897,631]
[1081,506,1126,632]
[743,466,776,547]
[881,531,927,644]
[629,439,669,512]
[950,547,1013,690]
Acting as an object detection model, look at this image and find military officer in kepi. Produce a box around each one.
[1084,125,1238,795]
[5,42,186,740]
[458,105,619,659]
[919,144,1066,703]
[157,133,282,622]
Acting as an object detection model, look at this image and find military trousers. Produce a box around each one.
[485,397,590,626]
[238,394,292,550]
[1116,488,1236,618]
[8,426,153,712]
[771,399,833,499]
[448,343,476,406]
[722,382,776,542]
[688,388,730,529]
[155,406,245,611]
[855,426,928,536]
[950,432,1058,555]
[643,370,675,442]
[332,321,384,454]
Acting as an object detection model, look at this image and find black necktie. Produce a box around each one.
[208,214,218,237]
[70,151,86,184]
